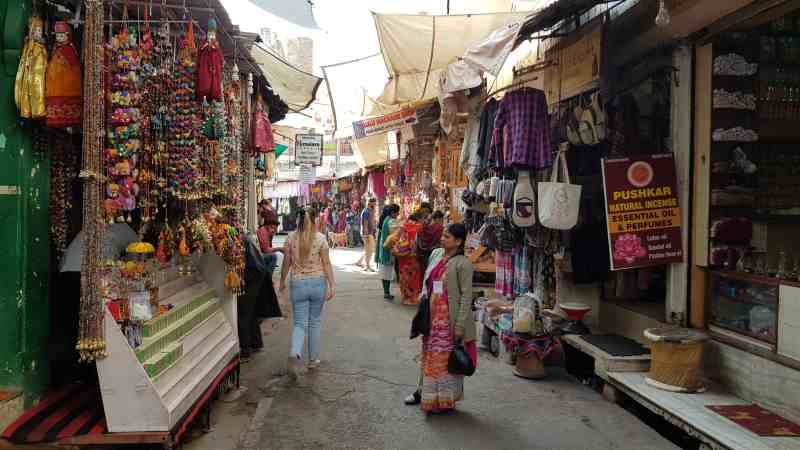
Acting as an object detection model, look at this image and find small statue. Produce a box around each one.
[15,16,48,119]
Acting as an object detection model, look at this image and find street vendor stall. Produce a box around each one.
[1,0,290,447]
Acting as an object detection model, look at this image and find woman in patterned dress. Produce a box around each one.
[412,223,477,414]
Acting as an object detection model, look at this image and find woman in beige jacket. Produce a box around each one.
[405,223,477,413]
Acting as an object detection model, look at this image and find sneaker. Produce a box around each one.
[404,390,421,405]
[307,359,321,370]
[384,294,394,302]
[287,355,304,381]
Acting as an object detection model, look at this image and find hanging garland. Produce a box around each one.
[105,19,142,224]
[51,133,79,257]
[169,23,202,200]
[77,0,107,362]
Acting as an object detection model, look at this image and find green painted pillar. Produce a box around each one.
[0,0,51,407]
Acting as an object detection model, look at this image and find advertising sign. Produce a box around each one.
[602,153,683,270]
[352,107,418,139]
[295,134,324,166]
[299,164,316,185]
[543,21,602,105]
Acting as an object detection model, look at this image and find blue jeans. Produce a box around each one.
[290,277,326,360]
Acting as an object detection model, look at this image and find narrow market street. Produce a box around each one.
[184,242,680,450]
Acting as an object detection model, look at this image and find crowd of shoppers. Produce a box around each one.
[240,197,476,416]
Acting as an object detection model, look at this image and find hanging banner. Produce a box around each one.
[352,107,418,139]
[602,153,683,270]
[543,21,602,105]
[295,134,324,166]
[299,164,316,185]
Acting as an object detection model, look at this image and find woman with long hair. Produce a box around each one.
[376,204,401,301]
[279,208,336,379]
[395,213,424,305]
[406,223,477,414]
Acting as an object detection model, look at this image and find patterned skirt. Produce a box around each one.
[421,292,462,413]
[398,255,422,305]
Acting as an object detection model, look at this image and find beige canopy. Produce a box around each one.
[373,11,529,105]
[251,44,323,112]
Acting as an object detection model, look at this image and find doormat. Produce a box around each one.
[706,405,800,436]
[580,334,650,357]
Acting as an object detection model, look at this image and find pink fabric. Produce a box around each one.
[369,170,386,199]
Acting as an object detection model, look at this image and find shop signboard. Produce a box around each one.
[601,153,683,270]
[299,164,316,185]
[543,21,602,105]
[352,107,418,139]
[295,133,324,166]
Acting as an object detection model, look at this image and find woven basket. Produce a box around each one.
[513,353,546,379]
[644,327,708,392]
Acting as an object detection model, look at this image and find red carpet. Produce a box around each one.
[707,405,800,436]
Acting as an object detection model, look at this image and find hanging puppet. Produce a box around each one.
[197,18,224,101]
[46,21,82,128]
[15,16,48,119]
[251,95,274,153]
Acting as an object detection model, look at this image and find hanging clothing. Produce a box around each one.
[252,101,275,153]
[45,22,82,128]
[369,170,386,199]
[489,87,552,169]
[460,112,482,186]
[420,257,477,413]
[197,39,224,101]
[15,17,48,119]
[477,98,498,163]
[495,250,514,298]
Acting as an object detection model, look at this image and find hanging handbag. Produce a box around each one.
[537,150,582,230]
[448,344,476,376]
[512,170,536,227]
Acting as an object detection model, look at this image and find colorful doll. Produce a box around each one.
[15,16,48,119]
[46,21,82,128]
[197,18,224,101]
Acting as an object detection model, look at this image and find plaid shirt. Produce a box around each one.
[489,87,553,169]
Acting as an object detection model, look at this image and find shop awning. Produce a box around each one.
[251,44,323,112]
[373,11,529,105]
[353,133,389,169]
[247,0,320,29]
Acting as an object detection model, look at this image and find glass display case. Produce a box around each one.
[709,271,779,344]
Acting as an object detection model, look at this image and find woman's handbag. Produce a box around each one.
[537,149,582,230]
[448,344,476,376]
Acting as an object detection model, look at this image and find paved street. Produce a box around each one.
[184,243,680,450]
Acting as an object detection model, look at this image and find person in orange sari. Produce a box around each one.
[395,213,424,306]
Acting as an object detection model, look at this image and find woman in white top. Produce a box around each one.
[279,208,336,379]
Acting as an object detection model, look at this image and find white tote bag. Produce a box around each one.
[537,151,581,230]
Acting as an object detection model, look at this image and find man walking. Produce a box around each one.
[355,198,377,271]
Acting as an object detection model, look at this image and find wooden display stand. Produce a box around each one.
[95,252,239,438]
